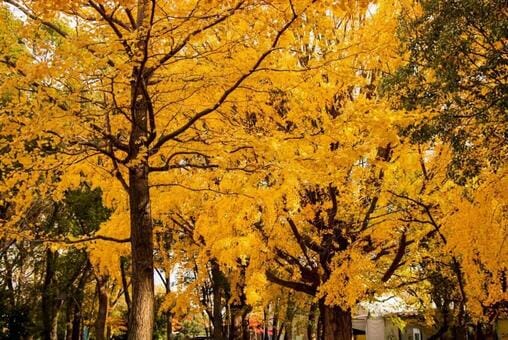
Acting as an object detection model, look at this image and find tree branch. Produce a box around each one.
[266,270,316,296]
[151,5,300,154]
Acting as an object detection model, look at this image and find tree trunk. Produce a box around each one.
[229,304,251,340]
[127,162,155,340]
[318,300,352,340]
[65,299,74,340]
[229,261,251,340]
[272,300,279,340]
[307,303,317,340]
[262,308,269,340]
[71,304,82,340]
[50,310,59,340]
[126,0,155,339]
[283,323,292,340]
[230,307,244,340]
[120,256,131,317]
[42,249,59,340]
[96,276,109,340]
[283,293,295,340]
[71,264,89,340]
[127,4,155,335]
[211,260,225,340]
[166,311,172,340]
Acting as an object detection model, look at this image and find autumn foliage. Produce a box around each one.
[0,0,506,339]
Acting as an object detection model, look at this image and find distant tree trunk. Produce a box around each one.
[283,293,295,340]
[229,260,251,340]
[318,299,352,340]
[225,303,232,339]
[161,270,172,340]
[230,307,250,340]
[65,299,74,340]
[71,268,89,340]
[42,249,59,340]
[307,303,317,340]
[120,257,131,316]
[283,323,291,340]
[166,311,172,340]
[211,260,225,340]
[51,310,59,340]
[272,300,280,340]
[95,276,109,340]
[263,308,269,340]
[451,258,468,340]
[71,301,83,340]
[429,304,449,340]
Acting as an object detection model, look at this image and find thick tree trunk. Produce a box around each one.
[318,300,352,340]
[126,0,155,338]
[95,276,109,340]
[127,2,155,333]
[127,164,155,340]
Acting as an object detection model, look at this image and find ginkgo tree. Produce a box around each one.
[166,1,432,339]
[0,0,385,338]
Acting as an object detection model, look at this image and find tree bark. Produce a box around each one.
[212,260,225,340]
[127,154,155,340]
[127,3,155,336]
[318,299,352,340]
[95,275,109,340]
